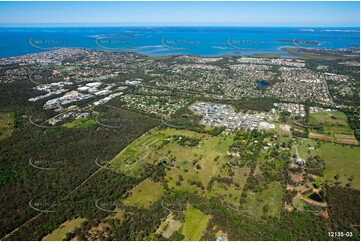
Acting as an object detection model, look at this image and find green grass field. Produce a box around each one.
[164,134,233,194]
[43,218,87,241]
[181,205,211,241]
[242,181,283,219]
[110,127,234,196]
[0,112,14,140]
[293,139,319,161]
[318,143,360,189]
[293,198,307,211]
[210,167,250,207]
[110,130,166,174]
[274,123,292,137]
[62,117,96,129]
[123,179,164,208]
[308,111,357,144]
[309,111,348,126]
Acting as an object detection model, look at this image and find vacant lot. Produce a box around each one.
[159,213,183,239]
[164,134,233,194]
[109,127,237,202]
[123,179,164,209]
[309,111,348,126]
[43,218,87,241]
[182,205,211,241]
[308,111,357,145]
[318,143,360,189]
[294,139,318,160]
[110,130,165,174]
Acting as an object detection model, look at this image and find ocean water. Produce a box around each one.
[0,27,359,58]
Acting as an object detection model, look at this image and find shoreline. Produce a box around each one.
[1,46,358,62]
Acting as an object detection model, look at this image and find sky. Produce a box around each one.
[0,1,359,27]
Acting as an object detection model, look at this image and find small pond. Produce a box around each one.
[256,80,269,89]
[308,192,323,202]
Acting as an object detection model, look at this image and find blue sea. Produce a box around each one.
[0,27,359,58]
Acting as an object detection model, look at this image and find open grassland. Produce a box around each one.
[274,123,292,137]
[309,111,348,126]
[123,179,164,209]
[308,111,358,145]
[164,134,234,194]
[42,218,87,241]
[181,205,211,241]
[210,167,250,207]
[111,126,233,189]
[110,127,245,206]
[109,130,165,174]
[0,112,14,140]
[242,181,283,219]
[293,139,319,160]
[62,117,96,129]
[318,143,360,189]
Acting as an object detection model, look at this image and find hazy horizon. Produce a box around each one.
[0,1,359,27]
